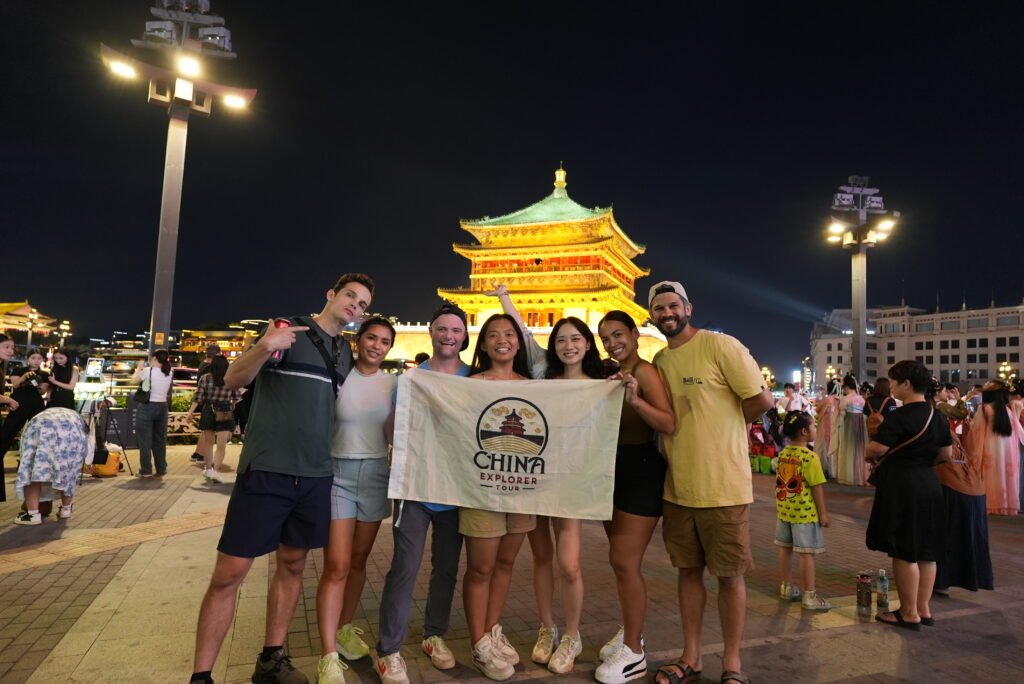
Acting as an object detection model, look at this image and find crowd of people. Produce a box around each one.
[0,334,85,515]
[3,274,1021,684]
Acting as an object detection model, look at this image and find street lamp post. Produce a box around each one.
[101,1,255,353]
[760,366,775,390]
[25,309,39,352]
[999,361,1017,381]
[58,321,71,347]
[826,176,900,382]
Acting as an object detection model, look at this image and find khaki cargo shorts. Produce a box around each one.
[662,501,752,577]
[459,508,536,538]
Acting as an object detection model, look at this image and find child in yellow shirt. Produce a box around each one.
[775,411,831,610]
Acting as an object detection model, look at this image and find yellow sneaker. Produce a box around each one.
[336,624,370,660]
[317,652,348,684]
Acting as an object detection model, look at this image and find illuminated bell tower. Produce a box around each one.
[438,166,650,327]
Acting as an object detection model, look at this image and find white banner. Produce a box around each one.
[389,369,624,520]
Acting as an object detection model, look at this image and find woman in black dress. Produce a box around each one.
[0,349,50,461]
[47,348,79,409]
[865,360,952,631]
[0,334,17,502]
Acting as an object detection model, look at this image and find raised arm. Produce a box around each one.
[224,320,310,390]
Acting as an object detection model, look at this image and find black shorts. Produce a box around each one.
[218,469,333,558]
[198,404,235,432]
[613,442,667,517]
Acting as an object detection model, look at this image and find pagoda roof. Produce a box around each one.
[463,189,609,227]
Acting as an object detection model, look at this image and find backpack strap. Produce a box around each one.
[295,317,341,398]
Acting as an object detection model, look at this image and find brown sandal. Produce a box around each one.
[655,660,702,684]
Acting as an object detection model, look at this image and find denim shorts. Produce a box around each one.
[774,519,825,554]
[331,457,391,522]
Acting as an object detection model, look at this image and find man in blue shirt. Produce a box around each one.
[373,303,470,684]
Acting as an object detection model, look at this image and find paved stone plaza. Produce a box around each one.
[0,444,1021,683]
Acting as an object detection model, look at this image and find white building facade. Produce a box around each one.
[810,303,1023,390]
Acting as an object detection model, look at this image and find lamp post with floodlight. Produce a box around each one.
[825,176,900,383]
[101,1,255,353]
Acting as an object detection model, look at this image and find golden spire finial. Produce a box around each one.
[554,161,567,190]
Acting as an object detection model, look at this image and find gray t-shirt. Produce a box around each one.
[238,316,353,477]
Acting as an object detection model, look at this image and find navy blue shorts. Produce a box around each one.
[217,469,333,558]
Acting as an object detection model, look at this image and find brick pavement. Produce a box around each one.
[1,445,1022,682]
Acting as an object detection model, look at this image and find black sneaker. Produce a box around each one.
[190,452,204,462]
[252,648,308,684]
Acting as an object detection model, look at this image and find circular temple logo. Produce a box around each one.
[476,397,548,456]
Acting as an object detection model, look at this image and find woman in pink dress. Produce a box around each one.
[815,379,839,479]
[974,380,1023,516]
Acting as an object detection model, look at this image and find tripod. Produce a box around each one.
[96,400,135,476]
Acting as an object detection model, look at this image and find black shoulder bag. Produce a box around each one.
[867,406,934,485]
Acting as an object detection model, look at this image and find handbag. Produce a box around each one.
[133,368,151,404]
[212,400,234,423]
[867,405,934,485]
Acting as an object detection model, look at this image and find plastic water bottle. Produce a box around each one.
[877,569,890,611]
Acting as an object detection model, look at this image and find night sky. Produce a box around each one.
[4,2,1023,376]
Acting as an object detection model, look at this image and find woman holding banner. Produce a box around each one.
[595,310,675,684]
[520,316,606,674]
[462,313,535,681]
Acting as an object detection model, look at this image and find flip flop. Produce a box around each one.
[722,671,752,684]
[655,660,702,684]
[875,609,921,632]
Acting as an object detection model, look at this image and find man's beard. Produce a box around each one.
[655,315,688,338]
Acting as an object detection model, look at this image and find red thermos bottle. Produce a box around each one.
[270,318,291,361]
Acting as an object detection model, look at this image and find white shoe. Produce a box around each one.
[14,511,41,526]
[472,634,515,681]
[779,581,801,601]
[547,633,583,674]
[374,652,409,684]
[204,467,225,483]
[599,626,623,661]
[421,635,455,670]
[531,624,558,665]
[595,643,648,684]
[802,590,832,611]
[316,652,349,684]
[490,623,520,665]
[58,504,73,519]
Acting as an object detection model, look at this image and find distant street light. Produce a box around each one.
[25,309,39,352]
[58,321,71,347]
[999,361,1017,381]
[101,1,255,353]
[825,175,900,382]
[825,364,837,382]
[760,365,776,388]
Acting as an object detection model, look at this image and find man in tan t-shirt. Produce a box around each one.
[648,281,772,684]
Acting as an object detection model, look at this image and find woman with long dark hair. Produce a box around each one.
[973,380,1022,515]
[0,349,50,461]
[47,348,79,409]
[865,360,951,630]
[832,374,868,485]
[131,349,173,477]
[462,313,534,681]
[523,317,605,674]
[814,378,839,479]
[594,310,675,684]
[317,318,397,671]
[0,334,17,501]
[186,355,240,483]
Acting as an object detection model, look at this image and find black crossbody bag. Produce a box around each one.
[293,317,342,398]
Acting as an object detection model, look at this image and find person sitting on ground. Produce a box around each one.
[13,408,90,525]
[775,411,831,611]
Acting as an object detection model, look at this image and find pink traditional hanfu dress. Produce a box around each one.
[982,406,1023,516]
[832,391,868,486]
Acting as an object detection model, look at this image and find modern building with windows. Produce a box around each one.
[809,302,1023,390]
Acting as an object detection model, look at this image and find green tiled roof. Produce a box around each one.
[464,187,609,226]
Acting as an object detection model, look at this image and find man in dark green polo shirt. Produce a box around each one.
[190,273,374,684]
